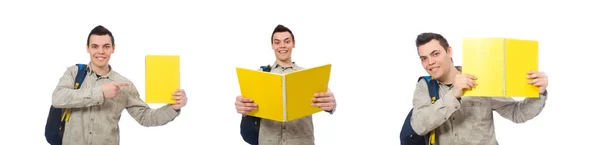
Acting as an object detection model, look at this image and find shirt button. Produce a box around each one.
[89,132,92,134]
[452,117,455,120]
[454,133,458,136]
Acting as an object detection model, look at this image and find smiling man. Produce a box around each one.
[409,32,549,145]
[51,25,188,145]
[235,24,337,145]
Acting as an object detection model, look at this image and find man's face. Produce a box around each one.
[271,32,295,62]
[86,34,114,69]
[417,39,453,79]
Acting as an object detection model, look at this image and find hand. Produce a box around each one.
[451,74,478,98]
[171,89,187,110]
[527,71,548,93]
[102,82,131,99]
[235,96,257,115]
[311,91,336,112]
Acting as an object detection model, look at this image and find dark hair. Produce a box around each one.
[87,25,114,46]
[415,32,449,51]
[271,24,295,44]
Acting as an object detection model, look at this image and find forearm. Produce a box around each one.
[410,92,460,135]
[494,91,548,123]
[128,104,179,127]
[52,86,104,108]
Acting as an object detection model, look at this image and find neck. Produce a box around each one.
[276,59,293,67]
[91,64,110,76]
[438,66,460,84]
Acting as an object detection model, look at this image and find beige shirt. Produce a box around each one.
[410,66,547,145]
[258,62,334,145]
[52,64,180,145]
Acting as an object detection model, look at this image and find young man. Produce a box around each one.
[51,25,187,145]
[410,32,548,145]
[234,24,337,145]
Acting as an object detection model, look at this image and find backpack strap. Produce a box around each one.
[61,64,89,124]
[418,76,440,145]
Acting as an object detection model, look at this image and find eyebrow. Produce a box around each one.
[429,50,439,55]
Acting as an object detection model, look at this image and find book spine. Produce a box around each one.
[282,75,287,122]
[502,39,507,96]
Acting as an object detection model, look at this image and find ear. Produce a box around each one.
[112,44,115,53]
[86,45,90,53]
[291,40,296,48]
[446,46,453,58]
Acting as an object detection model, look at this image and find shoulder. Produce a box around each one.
[109,71,133,84]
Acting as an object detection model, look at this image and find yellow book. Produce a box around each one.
[236,64,331,122]
[145,55,180,104]
[462,38,539,98]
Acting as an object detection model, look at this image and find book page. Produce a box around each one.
[462,38,505,97]
[236,67,284,122]
[505,39,539,98]
[284,64,331,122]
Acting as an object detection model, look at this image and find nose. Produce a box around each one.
[427,58,435,65]
[99,48,105,54]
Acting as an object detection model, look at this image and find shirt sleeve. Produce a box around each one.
[125,83,180,127]
[52,66,104,108]
[410,79,461,135]
[491,91,548,123]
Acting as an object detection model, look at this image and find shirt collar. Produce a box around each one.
[87,63,113,78]
[271,61,298,70]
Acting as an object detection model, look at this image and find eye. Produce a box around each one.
[433,52,439,56]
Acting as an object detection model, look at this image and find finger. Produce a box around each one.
[113,82,131,87]
[243,102,258,107]
[235,100,245,106]
[465,74,478,80]
[469,79,478,86]
[172,92,183,96]
[241,106,257,112]
[527,72,538,79]
[528,70,538,75]
[172,96,182,100]
[240,97,254,103]
[316,97,333,103]
[312,102,334,109]
[528,79,540,84]
[314,92,329,98]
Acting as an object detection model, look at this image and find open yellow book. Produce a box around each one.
[145,55,180,104]
[462,38,539,98]
[236,64,331,122]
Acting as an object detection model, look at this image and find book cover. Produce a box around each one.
[236,64,331,122]
[145,55,180,104]
[462,38,539,98]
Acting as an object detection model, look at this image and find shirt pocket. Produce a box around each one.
[102,96,126,116]
[461,100,492,121]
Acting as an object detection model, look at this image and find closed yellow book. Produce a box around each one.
[145,55,180,104]
[462,38,539,98]
[236,64,331,122]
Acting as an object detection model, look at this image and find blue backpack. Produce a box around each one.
[45,64,88,145]
[400,76,440,145]
[240,65,272,145]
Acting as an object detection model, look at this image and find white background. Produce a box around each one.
[0,0,598,145]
